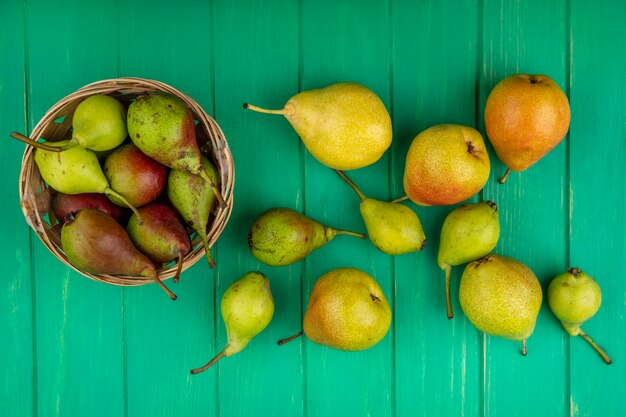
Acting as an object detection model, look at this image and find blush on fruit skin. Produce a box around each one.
[484,74,571,172]
[403,124,490,206]
[103,143,168,208]
[52,192,130,224]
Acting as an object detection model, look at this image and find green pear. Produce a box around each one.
[191,271,274,374]
[63,94,127,151]
[438,201,500,319]
[278,268,391,351]
[336,170,426,255]
[548,267,611,364]
[244,82,392,170]
[26,138,140,218]
[248,207,365,266]
[127,92,226,208]
[459,254,542,355]
[167,156,220,268]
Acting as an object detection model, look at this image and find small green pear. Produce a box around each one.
[248,207,366,266]
[25,137,140,218]
[191,271,274,374]
[243,82,392,170]
[64,95,127,151]
[278,267,391,351]
[438,201,500,319]
[459,254,542,355]
[548,267,611,364]
[336,170,426,255]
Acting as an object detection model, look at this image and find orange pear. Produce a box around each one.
[484,74,571,183]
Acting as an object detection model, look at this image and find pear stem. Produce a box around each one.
[333,228,367,239]
[150,271,177,300]
[335,170,367,201]
[200,232,216,269]
[190,348,227,374]
[579,329,612,364]
[10,132,62,152]
[104,189,141,219]
[499,168,511,184]
[243,102,287,115]
[278,330,304,346]
[521,339,527,356]
[444,265,454,320]
[391,195,409,204]
[173,252,184,284]
[199,170,227,209]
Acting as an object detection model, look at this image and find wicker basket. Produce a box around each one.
[18,77,235,286]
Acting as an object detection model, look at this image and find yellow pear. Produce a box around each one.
[244,82,392,170]
[484,74,571,183]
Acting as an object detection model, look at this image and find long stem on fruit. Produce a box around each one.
[278,330,304,346]
[199,170,227,209]
[243,103,287,115]
[333,229,367,239]
[105,189,141,219]
[173,252,184,284]
[499,168,511,184]
[335,170,367,201]
[10,132,62,152]
[200,232,216,268]
[579,329,612,365]
[521,339,527,356]
[150,271,177,300]
[190,348,227,374]
[391,195,409,204]
[444,265,454,320]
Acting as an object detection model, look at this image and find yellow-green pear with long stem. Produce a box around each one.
[335,170,426,255]
[438,201,500,319]
[548,267,611,364]
[10,133,140,218]
[191,271,274,374]
[243,82,392,170]
[248,207,366,266]
[460,255,542,356]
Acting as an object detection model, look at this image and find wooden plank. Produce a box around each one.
[0,1,34,416]
[118,1,219,416]
[569,1,626,415]
[24,1,125,416]
[300,1,393,416]
[391,1,481,416]
[211,1,303,416]
[479,1,569,416]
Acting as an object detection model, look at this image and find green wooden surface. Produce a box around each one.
[1,1,625,416]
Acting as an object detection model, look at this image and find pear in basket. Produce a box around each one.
[127,92,226,209]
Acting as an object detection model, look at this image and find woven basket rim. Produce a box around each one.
[18,77,235,287]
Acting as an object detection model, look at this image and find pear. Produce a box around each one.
[191,271,274,374]
[248,207,366,267]
[127,204,191,283]
[278,268,391,351]
[484,74,571,183]
[438,201,500,319]
[459,254,542,355]
[52,192,129,225]
[103,143,167,208]
[13,134,141,218]
[62,94,127,151]
[167,156,220,268]
[61,209,176,300]
[336,170,426,255]
[244,82,392,170]
[548,267,611,364]
[127,92,225,208]
[403,124,490,206]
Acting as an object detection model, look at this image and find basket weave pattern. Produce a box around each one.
[19,77,235,286]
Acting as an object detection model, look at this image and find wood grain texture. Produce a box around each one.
[0,2,34,417]
[1,1,625,416]
[569,0,626,415]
